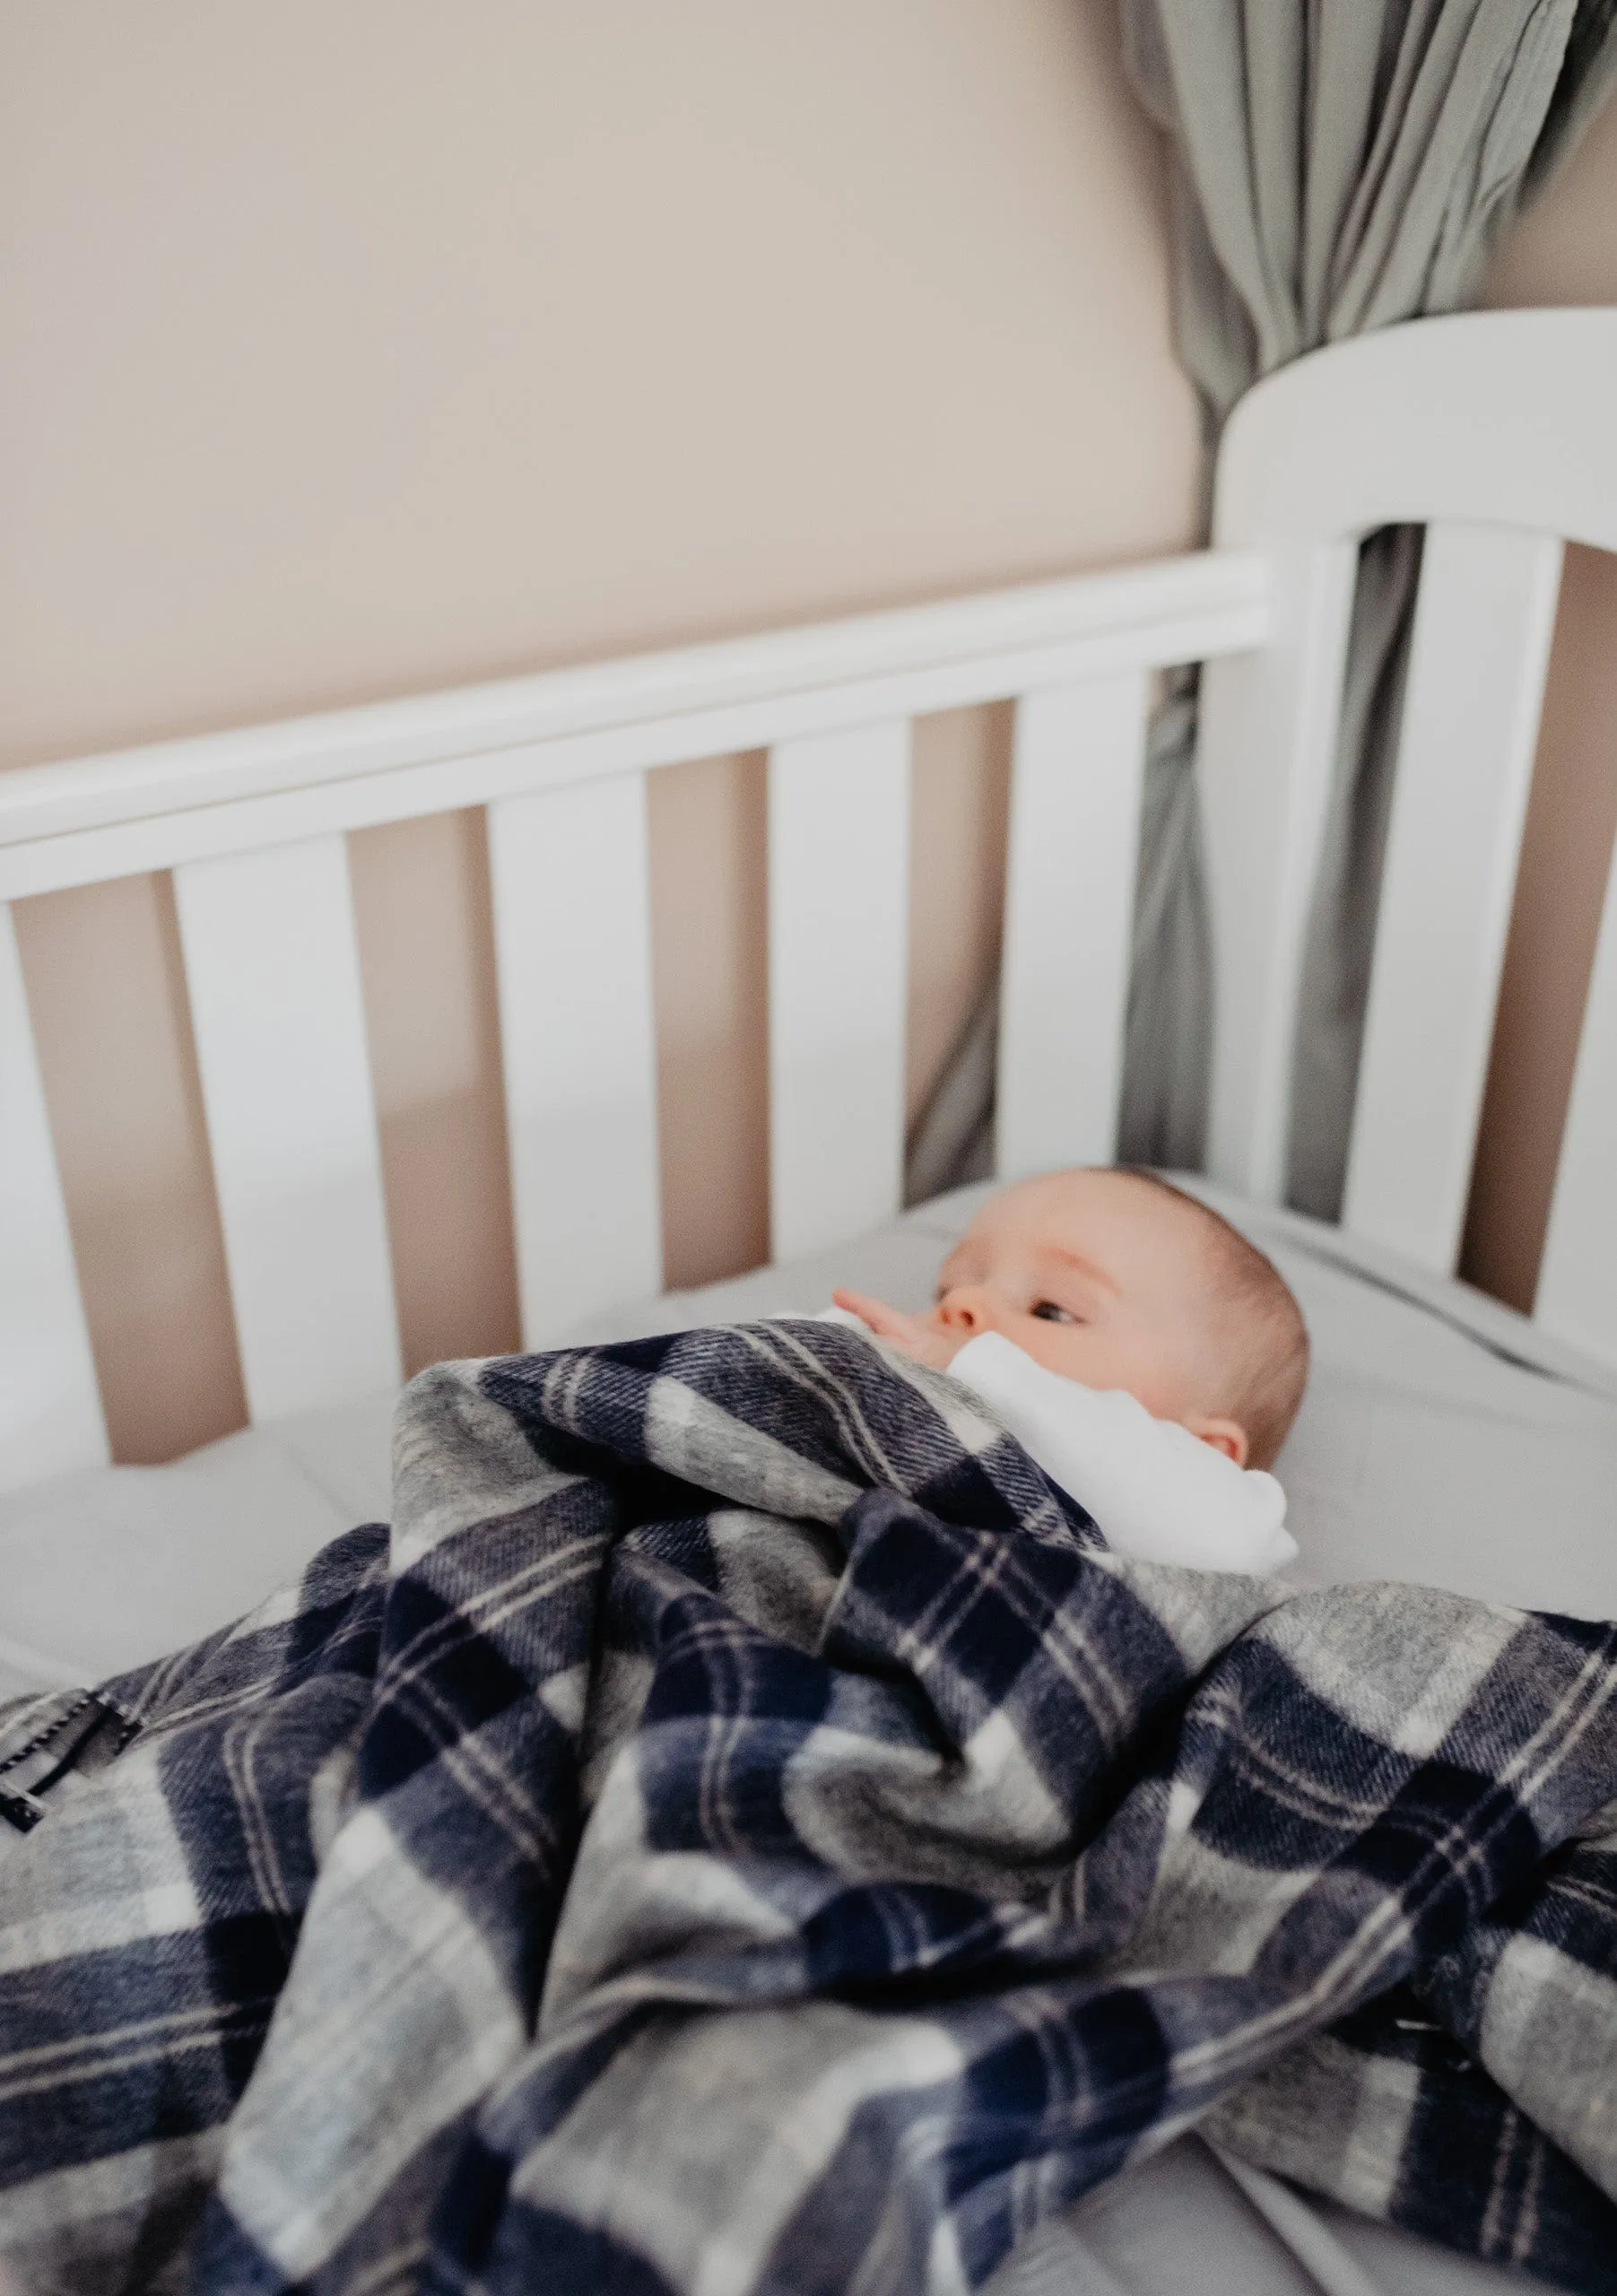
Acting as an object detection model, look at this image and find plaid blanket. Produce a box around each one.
[1,1320,1615,2295]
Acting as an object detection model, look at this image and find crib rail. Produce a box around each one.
[0,558,1265,895]
[0,552,1267,1483]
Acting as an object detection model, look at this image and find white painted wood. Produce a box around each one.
[769,724,910,1260]
[0,556,1269,906]
[489,774,662,1345]
[996,674,1151,1178]
[1537,825,1617,1369]
[1343,526,1562,1274]
[0,904,107,1487]
[173,836,401,1421]
[1205,309,1617,1213]
[0,552,1267,856]
[1202,541,1361,1202]
[1218,309,1617,560]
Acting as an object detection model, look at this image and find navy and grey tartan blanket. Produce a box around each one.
[2,1319,1616,2295]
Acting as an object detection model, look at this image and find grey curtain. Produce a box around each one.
[906,0,1617,1213]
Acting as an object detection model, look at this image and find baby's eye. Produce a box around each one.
[1030,1300,1078,1325]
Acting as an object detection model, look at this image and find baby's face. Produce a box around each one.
[932,1170,1230,1436]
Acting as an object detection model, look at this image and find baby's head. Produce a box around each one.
[932,1168,1307,1469]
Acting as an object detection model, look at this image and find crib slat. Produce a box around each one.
[489,774,662,1345]
[1343,525,1562,1274]
[996,673,1150,1179]
[1201,541,1361,1203]
[173,836,401,1421]
[769,722,910,1259]
[1536,829,1617,1369]
[0,902,108,1486]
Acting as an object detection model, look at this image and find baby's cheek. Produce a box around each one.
[1032,1326,1181,1415]
[1017,1322,1105,1383]
[1105,1345,1204,1423]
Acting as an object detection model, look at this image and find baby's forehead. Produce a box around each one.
[969,1170,1189,1242]
[952,1170,1216,1287]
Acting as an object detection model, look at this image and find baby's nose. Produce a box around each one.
[936,1283,995,1334]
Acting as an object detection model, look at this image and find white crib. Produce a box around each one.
[4,305,1617,1498]
[4,299,1617,2296]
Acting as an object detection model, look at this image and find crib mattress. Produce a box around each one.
[3,1179,1613,2294]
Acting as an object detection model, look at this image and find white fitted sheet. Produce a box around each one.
[2,1179,1611,2292]
[987,2130,1533,2296]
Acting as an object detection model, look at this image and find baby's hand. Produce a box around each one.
[831,1290,965,1372]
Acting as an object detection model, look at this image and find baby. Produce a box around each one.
[831,1166,1309,1574]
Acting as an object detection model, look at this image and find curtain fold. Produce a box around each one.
[905,0,1617,1210]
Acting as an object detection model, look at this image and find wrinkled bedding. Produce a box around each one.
[2,1321,1615,2293]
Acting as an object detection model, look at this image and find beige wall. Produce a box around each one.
[5,5,1614,1463]
[3,1,1198,1459]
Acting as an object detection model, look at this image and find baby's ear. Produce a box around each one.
[1185,1414,1249,1469]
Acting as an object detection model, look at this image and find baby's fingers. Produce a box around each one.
[831,1288,914,1338]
